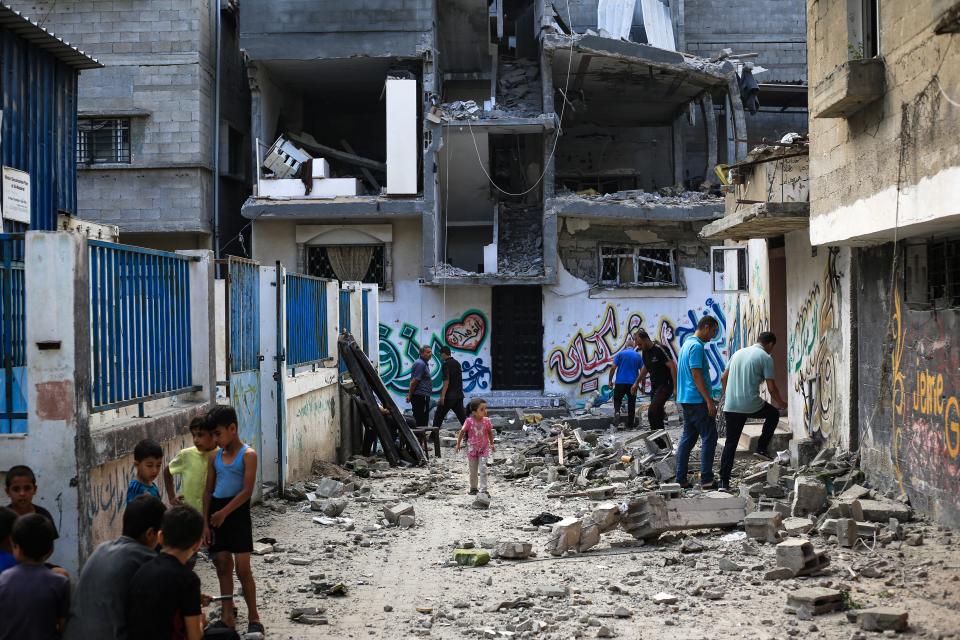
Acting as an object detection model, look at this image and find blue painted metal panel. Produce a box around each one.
[229,258,260,372]
[0,234,25,433]
[230,369,262,502]
[88,240,199,412]
[339,290,351,335]
[285,273,329,367]
[0,27,80,229]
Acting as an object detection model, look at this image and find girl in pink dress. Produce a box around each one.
[454,398,496,495]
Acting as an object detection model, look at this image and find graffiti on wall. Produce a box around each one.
[890,287,960,499]
[379,309,491,397]
[729,296,770,355]
[788,251,841,441]
[547,300,730,396]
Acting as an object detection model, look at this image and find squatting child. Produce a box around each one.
[127,439,163,504]
[454,398,496,496]
[203,405,262,635]
[163,416,218,512]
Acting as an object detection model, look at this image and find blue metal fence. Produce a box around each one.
[285,273,329,368]
[89,240,200,412]
[227,258,260,373]
[361,289,370,355]
[0,234,26,433]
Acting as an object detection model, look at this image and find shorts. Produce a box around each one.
[208,496,253,555]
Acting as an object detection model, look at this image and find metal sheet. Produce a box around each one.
[230,369,262,503]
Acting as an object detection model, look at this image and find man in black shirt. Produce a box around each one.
[433,347,466,428]
[631,329,678,430]
[127,505,207,640]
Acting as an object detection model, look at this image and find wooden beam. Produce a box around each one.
[287,132,386,173]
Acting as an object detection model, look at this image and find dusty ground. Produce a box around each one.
[197,419,960,640]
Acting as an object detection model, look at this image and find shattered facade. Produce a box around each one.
[243,0,807,406]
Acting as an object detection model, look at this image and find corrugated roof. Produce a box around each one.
[0,3,101,70]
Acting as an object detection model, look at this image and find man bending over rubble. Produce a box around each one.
[674,315,721,489]
[717,331,787,490]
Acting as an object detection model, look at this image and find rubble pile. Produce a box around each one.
[496,58,542,114]
[553,186,723,208]
[498,203,544,277]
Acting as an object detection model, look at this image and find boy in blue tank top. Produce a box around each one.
[202,405,262,635]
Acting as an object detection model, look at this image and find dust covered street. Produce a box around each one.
[198,410,960,639]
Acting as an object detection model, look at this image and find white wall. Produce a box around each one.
[784,230,853,448]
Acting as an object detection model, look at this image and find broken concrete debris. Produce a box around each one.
[383,502,415,526]
[857,607,909,632]
[775,538,830,576]
[786,587,844,616]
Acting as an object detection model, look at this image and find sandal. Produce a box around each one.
[248,621,266,634]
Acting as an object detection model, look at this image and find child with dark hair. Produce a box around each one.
[0,506,16,574]
[164,416,218,512]
[127,439,164,504]
[454,398,496,496]
[127,505,208,640]
[5,464,58,538]
[64,495,167,640]
[0,514,70,638]
[204,404,262,635]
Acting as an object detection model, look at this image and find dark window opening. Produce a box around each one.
[78,118,131,164]
[307,245,385,289]
[599,246,677,287]
[904,238,960,309]
[863,0,880,58]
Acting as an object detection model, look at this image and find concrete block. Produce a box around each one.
[782,516,815,536]
[829,498,864,521]
[791,476,827,517]
[311,498,347,517]
[577,522,602,553]
[310,158,331,178]
[790,437,819,468]
[744,511,782,543]
[776,538,830,576]
[317,478,345,498]
[836,518,858,547]
[653,456,676,482]
[859,499,911,522]
[643,430,672,455]
[398,515,416,529]
[737,420,792,453]
[539,585,569,598]
[546,517,582,556]
[786,587,843,615]
[838,484,871,501]
[857,607,909,632]
[260,178,307,198]
[384,502,415,525]
[495,541,532,559]
[311,177,359,197]
[590,502,622,533]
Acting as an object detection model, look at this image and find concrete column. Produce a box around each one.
[13,231,90,571]
[672,111,686,187]
[178,250,216,403]
[361,283,381,367]
[699,93,718,186]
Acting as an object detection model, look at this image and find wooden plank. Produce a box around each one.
[338,338,401,466]
[287,132,386,173]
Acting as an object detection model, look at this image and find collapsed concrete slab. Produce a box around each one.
[621,493,748,541]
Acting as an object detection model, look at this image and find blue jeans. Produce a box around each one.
[676,402,718,485]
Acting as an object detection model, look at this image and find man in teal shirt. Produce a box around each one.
[675,315,721,488]
[717,332,787,490]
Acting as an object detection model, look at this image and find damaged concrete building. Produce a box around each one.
[243,0,807,405]
[701,0,960,528]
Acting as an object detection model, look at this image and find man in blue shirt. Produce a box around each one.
[406,345,434,427]
[608,341,644,429]
[717,332,787,490]
[675,315,722,488]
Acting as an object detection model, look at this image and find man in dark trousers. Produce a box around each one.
[433,347,466,428]
[631,329,677,431]
[607,341,644,429]
[406,345,433,426]
[717,331,787,490]
[675,315,722,489]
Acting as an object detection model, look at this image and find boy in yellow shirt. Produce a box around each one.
[163,417,218,512]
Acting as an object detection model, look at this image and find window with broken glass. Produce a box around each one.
[904,239,960,309]
[308,245,386,290]
[598,246,677,287]
[77,118,131,164]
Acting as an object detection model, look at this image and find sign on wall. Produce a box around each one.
[2,166,31,225]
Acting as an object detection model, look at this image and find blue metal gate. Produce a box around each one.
[0,234,26,433]
[222,257,262,501]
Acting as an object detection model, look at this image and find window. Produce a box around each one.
[308,245,386,289]
[905,239,960,309]
[599,246,677,287]
[849,0,880,59]
[77,118,131,164]
[711,246,748,292]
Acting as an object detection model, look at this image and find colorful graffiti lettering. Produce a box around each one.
[444,311,486,352]
[665,298,729,388]
[729,296,770,355]
[379,309,491,397]
[788,252,841,441]
[547,306,642,384]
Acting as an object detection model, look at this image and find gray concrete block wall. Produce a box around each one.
[78,168,212,233]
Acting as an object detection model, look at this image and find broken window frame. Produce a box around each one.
[598,245,678,288]
[710,246,749,293]
[77,118,131,165]
[904,238,960,310]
